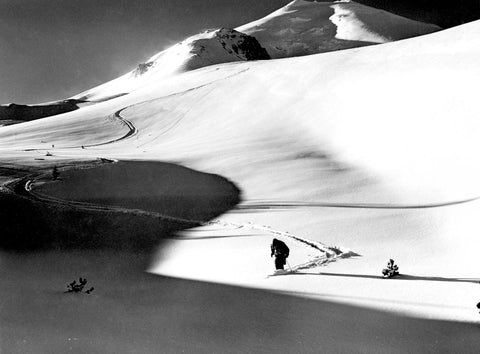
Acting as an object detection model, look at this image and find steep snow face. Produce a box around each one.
[330,1,443,43]
[74,28,269,102]
[237,0,441,58]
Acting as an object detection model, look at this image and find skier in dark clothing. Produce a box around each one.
[52,166,59,181]
[271,238,290,270]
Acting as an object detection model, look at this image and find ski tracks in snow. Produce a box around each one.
[207,219,359,271]
[19,67,250,152]
[13,173,356,273]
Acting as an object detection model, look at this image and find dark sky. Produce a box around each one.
[355,0,480,28]
[0,0,291,104]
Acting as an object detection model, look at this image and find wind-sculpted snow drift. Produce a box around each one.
[1,0,480,325]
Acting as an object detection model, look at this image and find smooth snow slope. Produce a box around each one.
[1,18,479,321]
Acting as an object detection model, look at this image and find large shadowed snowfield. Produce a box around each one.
[1,161,479,352]
[1,250,480,354]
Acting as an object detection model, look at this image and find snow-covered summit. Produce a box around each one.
[137,28,270,75]
[73,0,440,102]
[238,0,441,58]
[181,28,271,71]
[74,28,269,101]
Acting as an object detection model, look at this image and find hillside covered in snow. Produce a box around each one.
[238,0,441,58]
[1,1,480,352]
[1,0,440,113]
[74,0,441,101]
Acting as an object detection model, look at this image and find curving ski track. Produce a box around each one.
[79,67,249,148]
[8,176,200,226]
[92,108,138,147]
[20,68,250,152]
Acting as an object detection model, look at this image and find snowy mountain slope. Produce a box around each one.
[71,28,269,102]
[237,0,441,58]
[69,0,440,103]
[2,18,478,200]
[0,17,479,322]
[330,1,442,42]
[0,1,441,122]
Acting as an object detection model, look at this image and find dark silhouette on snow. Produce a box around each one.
[65,277,94,294]
[271,238,289,270]
[52,166,59,181]
[382,259,400,278]
[0,100,81,123]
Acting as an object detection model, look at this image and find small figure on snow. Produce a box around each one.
[271,238,290,270]
[52,166,60,181]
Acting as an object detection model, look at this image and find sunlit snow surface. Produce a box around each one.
[238,0,441,56]
[1,1,479,322]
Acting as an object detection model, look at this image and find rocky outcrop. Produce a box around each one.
[132,61,155,77]
[214,28,271,61]
[127,28,269,80]
[183,28,270,71]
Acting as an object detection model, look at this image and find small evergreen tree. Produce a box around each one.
[382,259,400,278]
[65,277,94,294]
